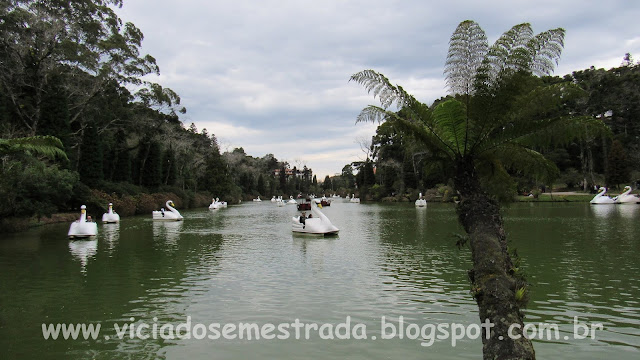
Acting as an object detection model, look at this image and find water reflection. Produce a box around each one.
[292,236,337,273]
[415,206,427,238]
[590,204,617,218]
[618,205,639,219]
[101,223,120,253]
[68,239,98,273]
[153,220,183,249]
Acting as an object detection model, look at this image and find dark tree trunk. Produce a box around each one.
[454,158,535,360]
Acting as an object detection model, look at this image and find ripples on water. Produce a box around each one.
[0,201,638,359]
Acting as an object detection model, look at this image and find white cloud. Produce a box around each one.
[115,0,640,177]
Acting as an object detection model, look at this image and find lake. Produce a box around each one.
[0,201,638,359]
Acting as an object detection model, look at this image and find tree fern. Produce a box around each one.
[0,135,68,160]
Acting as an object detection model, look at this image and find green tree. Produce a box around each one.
[0,0,160,135]
[256,174,265,195]
[162,146,177,186]
[111,129,131,182]
[606,139,629,188]
[322,175,332,191]
[141,140,162,188]
[78,125,103,184]
[351,20,608,359]
[201,148,231,196]
[341,164,356,189]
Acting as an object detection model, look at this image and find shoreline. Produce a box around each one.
[0,191,625,233]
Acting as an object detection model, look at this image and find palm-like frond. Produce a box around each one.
[355,105,392,124]
[390,116,457,160]
[349,70,416,110]
[482,23,534,80]
[481,144,559,183]
[475,23,565,89]
[444,20,488,96]
[350,70,460,156]
[0,135,68,160]
[527,28,565,76]
[431,99,468,155]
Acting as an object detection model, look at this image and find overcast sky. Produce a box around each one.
[115,0,640,178]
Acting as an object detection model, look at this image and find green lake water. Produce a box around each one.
[0,201,638,359]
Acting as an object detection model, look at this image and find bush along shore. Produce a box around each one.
[0,188,218,233]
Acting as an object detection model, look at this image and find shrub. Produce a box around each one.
[0,159,78,218]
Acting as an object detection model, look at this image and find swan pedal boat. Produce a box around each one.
[209,198,220,210]
[349,194,360,203]
[68,205,98,238]
[275,196,286,206]
[102,203,120,223]
[415,193,427,207]
[292,201,339,236]
[153,200,184,221]
[590,187,615,204]
[613,186,640,204]
[209,198,228,210]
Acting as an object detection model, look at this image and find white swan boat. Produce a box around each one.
[590,187,615,204]
[153,200,184,221]
[101,203,120,223]
[68,205,98,238]
[209,198,220,210]
[209,197,228,209]
[415,192,427,207]
[350,194,360,203]
[271,196,277,202]
[218,198,228,208]
[276,196,286,207]
[613,186,640,204]
[287,196,297,205]
[253,196,262,202]
[292,200,339,235]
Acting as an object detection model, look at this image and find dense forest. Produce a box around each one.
[1,1,639,229]
[0,0,335,228]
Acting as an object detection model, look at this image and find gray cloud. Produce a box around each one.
[117,0,640,177]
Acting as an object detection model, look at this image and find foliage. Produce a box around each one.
[606,139,630,188]
[0,158,78,218]
[0,0,160,136]
[0,135,67,160]
[78,125,103,184]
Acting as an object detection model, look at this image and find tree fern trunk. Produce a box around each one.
[455,159,535,360]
